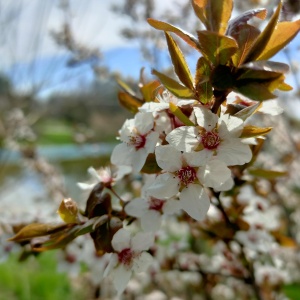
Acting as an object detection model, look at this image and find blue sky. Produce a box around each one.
[1,0,299,99]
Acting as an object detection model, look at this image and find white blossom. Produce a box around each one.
[77,165,131,191]
[111,112,159,172]
[125,193,181,232]
[104,229,154,296]
[166,106,252,166]
[147,145,232,221]
[139,90,195,113]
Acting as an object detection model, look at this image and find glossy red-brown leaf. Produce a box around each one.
[197,30,238,66]
[226,8,267,36]
[147,18,201,51]
[165,32,194,90]
[244,1,282,63]
[152,69,195,99]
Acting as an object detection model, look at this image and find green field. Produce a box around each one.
[0,252,86,300]
[35,119,74,145]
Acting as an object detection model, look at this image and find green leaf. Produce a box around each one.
[248,168,287,179]
[152,69,194,98]
[191,0,207,25]
[244,1,282,63]
[267,74,288,92]
[234,102,262,121]
[32,216,109,252]
[165,32,194,90]
[195,57,211,85]
[140,80,161,102]
[8,223,72,242]
[197,31,238,65]
[192,0,233,34]
[195,57,213,104]
[236,61,289,84]
[239,61,289,75]
[169,102,195,126]
[241,125,272,138]
[234,82,276,101]
[278,81,293,91]
[118,91,142,113]
[116,78,136,95]
[147,18,201,51]
[231,24,261,67]
[257,20,300,60]
[141,153,162,174]
[197,81,213,105]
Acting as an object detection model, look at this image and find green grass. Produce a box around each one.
[283,284,300,300]
[0,252,86,300]
[35,119,74,145]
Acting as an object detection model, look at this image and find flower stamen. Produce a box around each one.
[148,197,164,212]
[177,166,197,186]
[201,131,220,150]
[128,134,146,150]
[118,248,134,266]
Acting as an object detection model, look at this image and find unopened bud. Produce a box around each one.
[57,198,79,224]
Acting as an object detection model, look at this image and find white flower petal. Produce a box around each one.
[177,99,196,106]
[132,148,149,172]
[194,107,218,129]
[125,198,148,218]
[140,210,162,232]
[103,253,118,278]
[214,176,234,192]
[147,173,180,198]
[111,264,132,296]
[135,112,154,134]
[166,126,198,152]
[184,150,210,167]
[131,232,154,252]
[163,198,181,215]
[111,143,134,167]
[114,165,132,181]
[179,184,210,221]
[119,119,135,142]
[218,114,243,138]
[112,229,131,252]
[155,145,182,171]
[77,182,95,190]
[132,252,153,273]
[197,159,232,189]
[87,167,102,182]
[139,102,169,112]
[145,131,159,153]
[217,139,252,166]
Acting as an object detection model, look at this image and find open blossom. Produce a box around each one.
[77,165,131,191]
[147,145,232,221]
[235,227,276,253]
[227,92,284,116]
[111,112,159,172]
[103,229,154,295]
[166,106,252,166]
[139,89,195,113]
[125,192,181,232]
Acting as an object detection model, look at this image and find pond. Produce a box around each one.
[0,143,114,222]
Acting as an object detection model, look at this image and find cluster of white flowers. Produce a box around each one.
[82,90,258,294]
